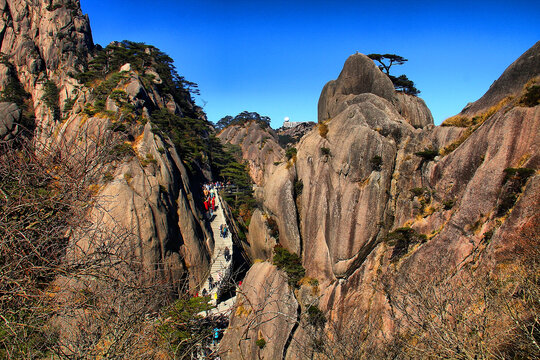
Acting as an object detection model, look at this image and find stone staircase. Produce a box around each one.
[200,188,234,309]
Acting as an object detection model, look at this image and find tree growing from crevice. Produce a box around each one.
[368,53,420,96]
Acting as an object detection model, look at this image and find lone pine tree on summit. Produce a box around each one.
[368,53,420,95]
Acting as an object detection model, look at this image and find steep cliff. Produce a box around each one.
[221,47,539,358]
[0,0,213,287]
[0,1,216,356]
[460,40,540,117]
[218,120,284,186]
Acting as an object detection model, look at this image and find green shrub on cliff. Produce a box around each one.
[286,147,297,160]
[497,167,535,216]
[41,80,60,120]
[157,296,214,357]
[306,305,326,329]
[266,216,279,240]
[386,227,427,261]
[414,148,438,161]
[273,245,305,287]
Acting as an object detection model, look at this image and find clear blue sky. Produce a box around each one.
[80,0,539,127]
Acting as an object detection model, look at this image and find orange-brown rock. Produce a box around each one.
[235,46,539,358]
[219,262,299,360]
[218,120,284,185]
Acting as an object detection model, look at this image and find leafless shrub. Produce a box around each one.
[0,130,183,358]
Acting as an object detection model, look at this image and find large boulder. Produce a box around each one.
[394,92,434,128]
[262,163,302,255]
[0,102,21,140]
[246,209,277,261]
[298,93,413,281]
[318,53,396,122]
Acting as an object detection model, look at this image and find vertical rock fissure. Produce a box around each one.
[282,299,302,360]
[383,143,400,234]
[343,143,399,279]
[0,1,12,49]
[293,167,304,258]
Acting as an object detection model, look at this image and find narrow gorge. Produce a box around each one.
[0,1,538,359]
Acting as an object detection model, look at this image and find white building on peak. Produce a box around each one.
[282,117,304,128]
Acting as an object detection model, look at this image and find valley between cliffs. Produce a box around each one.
[0,0,538,358]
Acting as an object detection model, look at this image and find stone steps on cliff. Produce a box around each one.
[199,188,234,309]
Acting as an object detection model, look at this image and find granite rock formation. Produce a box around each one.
[218,120,284,185]
[0,0,212,294]
[0,101,20,139]
[221,47,539,358]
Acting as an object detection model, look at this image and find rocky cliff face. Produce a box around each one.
[0,0,212,293]
[0,0,93,144]
[218,120,284,185]
[219,262,299,359]
[221,48,539,358]
[318,53,434,129]
[276,121,316,148]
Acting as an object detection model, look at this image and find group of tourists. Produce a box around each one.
[202,182,227,220]
[203,181,225,194]
[207,271,224,291]
[203,192,216,219]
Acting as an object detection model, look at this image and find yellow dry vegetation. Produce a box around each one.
[285,155,296,169]
[441,114,471,127]
[357,176,370,189]
[516,153,532,167]
[88,183,101,195]
[299,276,320,295]
[318,121,329,138]
[517,76,540,106]
[441,96,514,156]
[235,303,252,317]
[422,205,436,218]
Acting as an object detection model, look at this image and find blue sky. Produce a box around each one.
[80,0,539,128]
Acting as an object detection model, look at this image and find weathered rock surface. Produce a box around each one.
[218,121,284,185]
[394,92,434,128]
[297,93,413,280]
[234,46,539,358]
[262,163,301,256]
[245,208,277,261]
[0,0,213,294]
[0,0,94,145]
[0,101,20,139]
[219,262,299,360]
[318,53,396,121]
